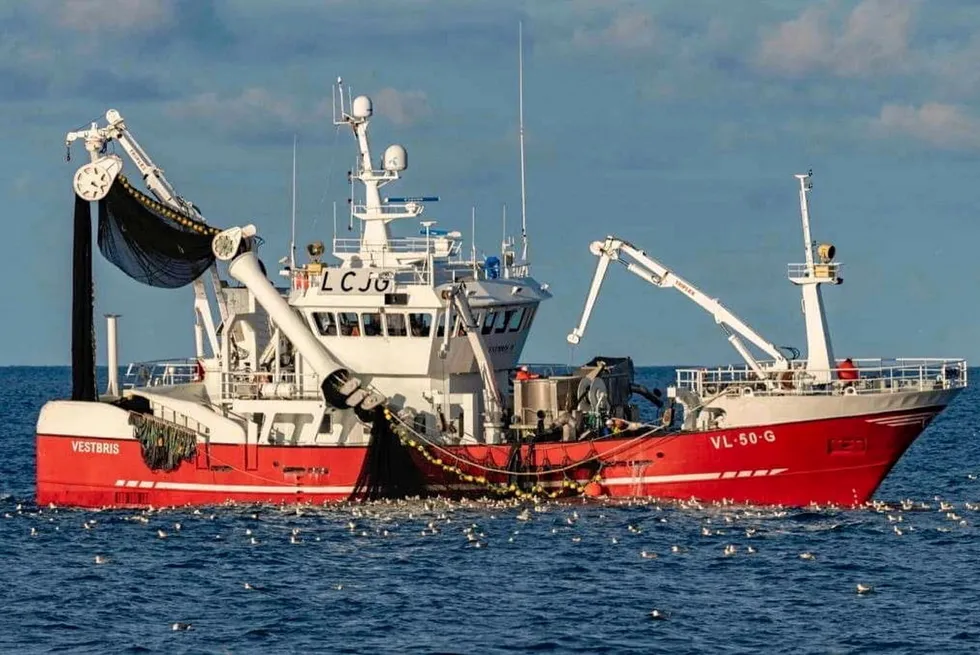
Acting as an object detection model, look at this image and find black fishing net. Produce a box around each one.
[72,193,97,401]
[351,407,429,501]
[96,174,220,288]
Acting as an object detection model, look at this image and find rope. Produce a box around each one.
[116,174,221,236]
[387,408,667,477]
[383,408,687,500]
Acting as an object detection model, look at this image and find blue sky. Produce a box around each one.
[3,0,980,366]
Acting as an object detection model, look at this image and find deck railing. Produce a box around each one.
[676,358,968,397]
[787,262,842,280]
[123,358,200,388]
[144,399,210,436]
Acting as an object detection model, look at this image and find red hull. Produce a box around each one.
[36,406,941,509]
[431,406,940,506]
[35,437,368,508]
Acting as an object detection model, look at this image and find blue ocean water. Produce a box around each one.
[2,366,979,654]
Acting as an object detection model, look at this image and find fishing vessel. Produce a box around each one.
[36,72,965,508]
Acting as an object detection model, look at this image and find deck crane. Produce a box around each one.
[66,109,228,359]
[567,236,791,382]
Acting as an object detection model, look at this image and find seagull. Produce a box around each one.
[95,555,107,565]
[640,550,657,559]
[171,622,193,631]
[856,584,874,595]
[799,552,815,560]
[157,529,167,539]
[650,609,669,620]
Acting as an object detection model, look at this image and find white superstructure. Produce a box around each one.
[69,78,551,450]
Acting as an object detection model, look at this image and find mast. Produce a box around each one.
[787,171,840,384]
[471,206,478,275]
[290,135,297,269]
[518,21,529,264]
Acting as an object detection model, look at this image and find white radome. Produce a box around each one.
[383,144,407,171]
[352,95,373,119]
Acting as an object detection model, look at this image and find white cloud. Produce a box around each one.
[373,88,432,126]
[871,102,980,150]
[165,88,311,136]
[47,0,175,34]
[755,0,915,77]
[572,9,657,51]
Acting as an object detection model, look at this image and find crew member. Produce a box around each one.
[515,365,539,381]
[838,358,859,382]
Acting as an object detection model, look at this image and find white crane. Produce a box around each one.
[567,236,791,381]
[65,109,228,359]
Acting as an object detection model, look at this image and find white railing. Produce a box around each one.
[676,358,968,397]
[219,371,322,401]
[350,202,421,217]
[291,258,533,290]
[124,358,200,388]
[787,262,841,279]
[145,399,210,436]
[332,236,463,257]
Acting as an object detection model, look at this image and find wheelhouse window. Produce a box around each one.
[409,312,432,337]
[482,311,496,335]
[493,310,509,333]
[338,312,360,336]
[362,312,383,337]
[508,307,525,332]
[312,311,337,336]
[521,307,535,330]
[386,313,407,337]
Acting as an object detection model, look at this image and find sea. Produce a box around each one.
[2,366,979,654]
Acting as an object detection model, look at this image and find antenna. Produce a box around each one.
[471,206,478,275]
[518,21,529,264]
[501,203,507,252]
[290,134,297,269]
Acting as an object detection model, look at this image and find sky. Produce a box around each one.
[3,0,980,367]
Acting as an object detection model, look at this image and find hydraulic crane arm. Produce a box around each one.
[441,284,504,424]
[567,236,789,378]
[66,109,229,357]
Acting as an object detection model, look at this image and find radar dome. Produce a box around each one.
[352,95,373,119]
[383,144,407,171]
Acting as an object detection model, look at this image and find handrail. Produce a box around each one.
[144,399,209,437]
[124,358,200,388]
[675,358,968,397]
